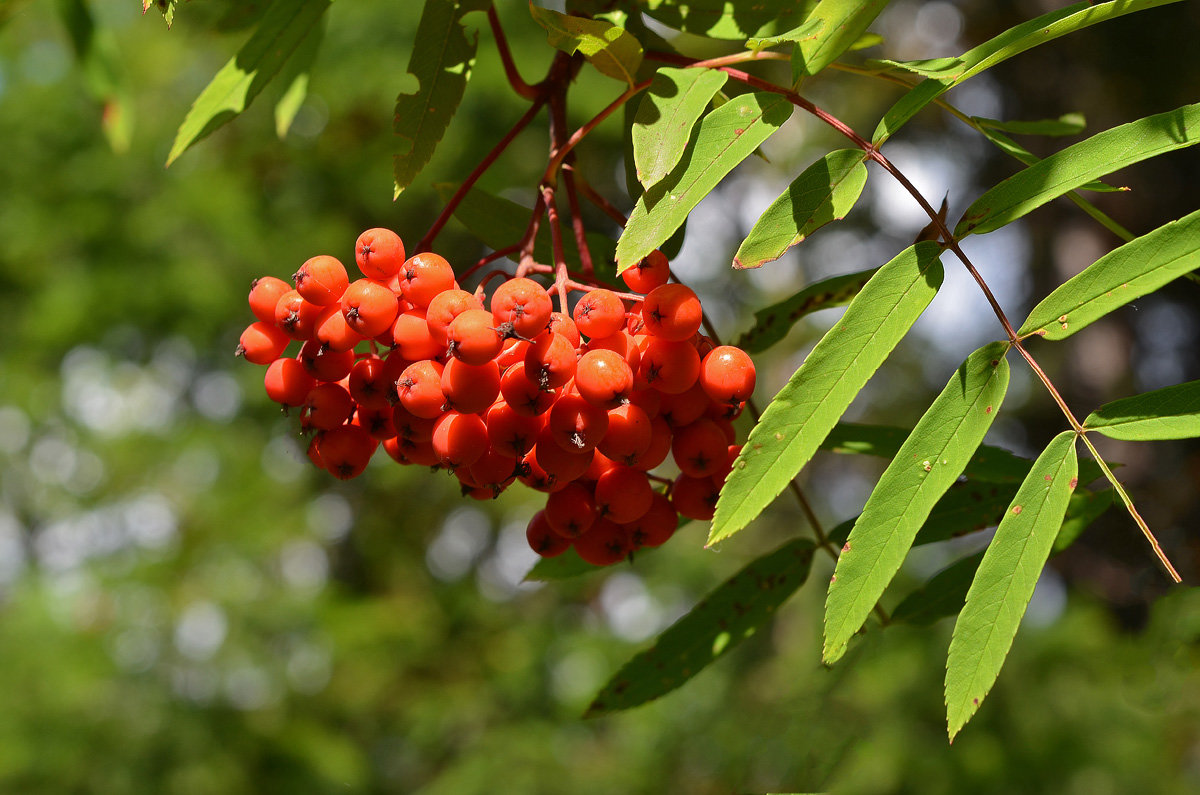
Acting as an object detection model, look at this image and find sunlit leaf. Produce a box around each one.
[529,4,643,84]
[586,539,815,716]
[823,342,1010,664]
[709,242,944,546]
[616,92,793,271]
[1083,380,1200,441]
[873,0,1182,145]
[946,431,1078,741]
[637,0,816,40]
[1053,488,1113,553]
[274,16,324,138]
[974,126,1121,193]
[733,149,868,270]
[957,103,1200,237]
[794,0,889,77]
[167,0,331,166]
[745,17,824,51]
[393,0,480,197]
[632,67,728,188]
[1019,208,1200,340]
[975,113,1086,136]
[865,56,964,79]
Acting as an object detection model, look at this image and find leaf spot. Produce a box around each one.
[922,460,932,472]
[774,432,784,441]
[1044,474,1053,481]
[985,406,993,414]
[842,542,851,553]
[1011,505,1023,515]
[1069,477,1078,490]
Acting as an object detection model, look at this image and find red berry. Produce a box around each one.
[671,473,721,521]
[491,277,552,338]
[236,321,290,365]
[396,359,445,419]
[447,309,503,366]
[274,289,324,341]
[575,349,634,408]
[391,309,444,361]
[441,357,501,415]
[700,346,757,404]
[527,510,570,558]
[426,288,483,346]
[524,332,577,391]
[398,252,456,308]
[671,418,728,479]
[264,358,316,407]
[293,255,349,306]
[627,492,677,549]
[637,338,701,395]
[249,276,292,324]
[301,382,355,431]
[431,411,489,469]
[355,228,406,281]
[318,424,377,479]
[573,519,629,566]
[341,279,400,339]
[572,289,626,340]
[548,392,609,454]
[594,466,653,523]
[642,284,703,341]
[621,249,670,294]
[544,481,596,539]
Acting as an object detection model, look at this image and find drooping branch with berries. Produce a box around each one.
[167,0,1198,741]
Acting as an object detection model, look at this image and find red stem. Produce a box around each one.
[418,100,545,253]
[487,5,539,100]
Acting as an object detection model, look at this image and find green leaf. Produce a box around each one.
[745,18,824,51]
[1083,380,1200,441]
[733,149,869,270]
[393,0,480,197]
[167,0,331,166]
[893,487,1107,627]
[632,68,728,188]
[616,92,793,271]
[528,4,643,84]
[432,184,617,281]
[1053,488,1113,554]
[892,551,984,626]
[637,0,816,40]
[731,266,878,354]
[873,0,1182,145]
[523,547,603,581]
[709,242,945,546]
[946,431,1078,741]
[818,422,1106,486]
[794,0,889,77]
[274,15,324,138]
[974,126,1121,193]
[1019,208,1200,341]
[586,539,815,716]
[865,57,964,79]
[957,103,1200,237]
[975,113,1086,137]
[823,342,1011,663]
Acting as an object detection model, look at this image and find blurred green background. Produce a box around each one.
[0,1,1197,792]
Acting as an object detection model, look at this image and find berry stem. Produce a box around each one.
[460,243,522,283]
[562,164,595,278]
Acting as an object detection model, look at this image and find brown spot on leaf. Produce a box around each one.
[1069,477,1078,489]
[985,406,993,414]
[1011,505,1023,515]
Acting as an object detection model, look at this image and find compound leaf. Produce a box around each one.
[946,431,1078,741]
[586,539,815,716]
[1019,208,1200,340]
[823,342,1011,663]
[616,92,793,271]
[274,14,324,138]
[167,0,331,166]
[529,4,643,84]
[733,149,868,270]
[1083,380,1200,441]
[957,102,1200,237]
[393,0,480,197]
[873,0,1182,145]
[709,242,944,547]
[632,67,728,188]
[745,17,824,51]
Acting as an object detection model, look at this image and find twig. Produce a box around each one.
[487,5,539,100]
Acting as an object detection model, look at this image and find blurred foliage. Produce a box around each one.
[0,1,1196,792]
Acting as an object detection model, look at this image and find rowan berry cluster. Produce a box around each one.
[236,228,756,566]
